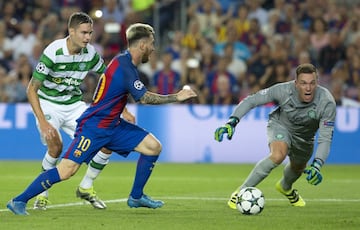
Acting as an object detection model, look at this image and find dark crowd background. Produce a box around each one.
[0,0,359,107]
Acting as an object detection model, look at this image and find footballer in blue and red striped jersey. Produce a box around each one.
[61,23,196,169]
[64,50,149,163]
[7,23,197,215]
[81,51,146,129]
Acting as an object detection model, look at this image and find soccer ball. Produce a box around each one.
[236,187,265,215]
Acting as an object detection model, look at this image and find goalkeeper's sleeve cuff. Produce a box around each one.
[227,116,239,127]
[313,158,324,170]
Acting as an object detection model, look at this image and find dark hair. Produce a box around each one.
[68,12,93,29]
[126,23,154,46]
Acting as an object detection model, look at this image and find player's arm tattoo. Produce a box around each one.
[139,91,178,104]
[28,77,43,91]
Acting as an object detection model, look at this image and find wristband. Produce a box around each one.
[227,116,239,127]
[312,158,323,170]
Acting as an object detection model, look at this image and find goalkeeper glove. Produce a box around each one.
[304,158,323,185]
[214,116,239,142]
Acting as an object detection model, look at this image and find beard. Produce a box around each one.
[141,55,149,63]
[141,47,152,63]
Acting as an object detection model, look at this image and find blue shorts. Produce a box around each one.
[62,119,148,164]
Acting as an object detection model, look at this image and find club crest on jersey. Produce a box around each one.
[74,149,82,157]
[308,110,316,119]
[79,63,86,71]
[134,80,144,90]
[36,62,46,73]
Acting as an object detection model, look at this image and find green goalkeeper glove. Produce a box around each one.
[214,116,239,142]
[304,158,323,185]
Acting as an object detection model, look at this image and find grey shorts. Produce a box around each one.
[267,121,314,164]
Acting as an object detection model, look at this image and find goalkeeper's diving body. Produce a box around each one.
[215,63,336,208]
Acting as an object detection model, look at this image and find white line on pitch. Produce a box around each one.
[1,197,360,212]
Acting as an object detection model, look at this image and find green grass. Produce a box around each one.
[0,161,359,230]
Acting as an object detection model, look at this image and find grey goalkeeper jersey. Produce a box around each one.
[232,81,336,163]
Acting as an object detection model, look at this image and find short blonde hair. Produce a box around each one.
[126,23,154,46]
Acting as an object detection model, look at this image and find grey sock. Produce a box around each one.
[280,163,302,191]
[240,157,278,190]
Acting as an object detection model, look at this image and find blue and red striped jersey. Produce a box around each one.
[77,51,147,129]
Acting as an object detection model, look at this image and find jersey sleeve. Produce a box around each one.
[314,100,336,163]
[124,68,147,102]
[32,52,54,82]
[85,44,106,74]
[231,84,283,119]
[129,79,147,101]
[92,52,106,74]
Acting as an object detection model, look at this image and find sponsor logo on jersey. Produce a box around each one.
[275,133,284,139]
[51,77,82,86]
[52,77,62,84]
[134,80,144,90]
[323,121,335,127]
[63,77,82,86]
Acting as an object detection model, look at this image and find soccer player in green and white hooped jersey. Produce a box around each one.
[215,63,336,208]
[27,12,135,210]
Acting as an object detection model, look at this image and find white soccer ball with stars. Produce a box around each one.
[236,187,265,215]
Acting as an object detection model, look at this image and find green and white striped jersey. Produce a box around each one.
[33,37,106,105]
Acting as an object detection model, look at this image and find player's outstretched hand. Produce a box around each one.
[214,124,234,142]
[304,159,323,185]
[214,116,239,142]
[177,85,197,102]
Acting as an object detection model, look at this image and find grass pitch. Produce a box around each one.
[0,161,359,230]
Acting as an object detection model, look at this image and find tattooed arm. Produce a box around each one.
[27,77,46,122]
[139,91,178,104]
[139,89,197,105]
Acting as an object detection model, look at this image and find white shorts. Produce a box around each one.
[37,99,88,144]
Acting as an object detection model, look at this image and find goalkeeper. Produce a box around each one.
[215,63,336,208]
